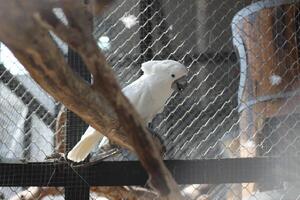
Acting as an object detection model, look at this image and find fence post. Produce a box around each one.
[65,50,91,200]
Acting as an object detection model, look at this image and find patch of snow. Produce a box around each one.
[120,14,138,29]
[269,74,282,86]
[97,36,111,51]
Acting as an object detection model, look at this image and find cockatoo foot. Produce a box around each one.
[45,152,66,162]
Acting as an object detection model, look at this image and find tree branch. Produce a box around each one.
[0,1,183,199]
[55,105,66,153]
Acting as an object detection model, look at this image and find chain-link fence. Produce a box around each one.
[0,0,300,199]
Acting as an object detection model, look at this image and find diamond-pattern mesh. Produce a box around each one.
[1,0,300,199]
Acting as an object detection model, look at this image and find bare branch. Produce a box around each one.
[0,1,183,198]
[55,105,67,153]
[33,9,102,80]
[0,3,132,150]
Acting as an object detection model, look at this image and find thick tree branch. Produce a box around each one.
[0,2,132,150]
[0,1,183,199]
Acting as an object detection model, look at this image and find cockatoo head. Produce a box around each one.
[141,60,188,91]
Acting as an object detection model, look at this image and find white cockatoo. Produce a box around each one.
[67,60,188,162]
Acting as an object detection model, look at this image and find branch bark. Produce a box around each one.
[0,1,183,199]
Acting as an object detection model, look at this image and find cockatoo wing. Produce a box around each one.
[122,78,156,124]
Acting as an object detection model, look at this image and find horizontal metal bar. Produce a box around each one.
[0,157,299,186]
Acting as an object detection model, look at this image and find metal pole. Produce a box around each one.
[65,50,91,200]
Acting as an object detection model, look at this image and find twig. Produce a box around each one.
[55,105,66,153]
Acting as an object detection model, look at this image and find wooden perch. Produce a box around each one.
[0,1,183,199]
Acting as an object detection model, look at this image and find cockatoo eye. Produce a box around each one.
[171,74,175,78]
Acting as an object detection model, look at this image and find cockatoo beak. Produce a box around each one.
[171,76,187,92]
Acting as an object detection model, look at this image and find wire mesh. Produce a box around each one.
[0,0,300,199]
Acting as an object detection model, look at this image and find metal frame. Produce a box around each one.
[0,157,299,187]
[65,49,91,199]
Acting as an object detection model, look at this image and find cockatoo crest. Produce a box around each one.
[141,60,187,80]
